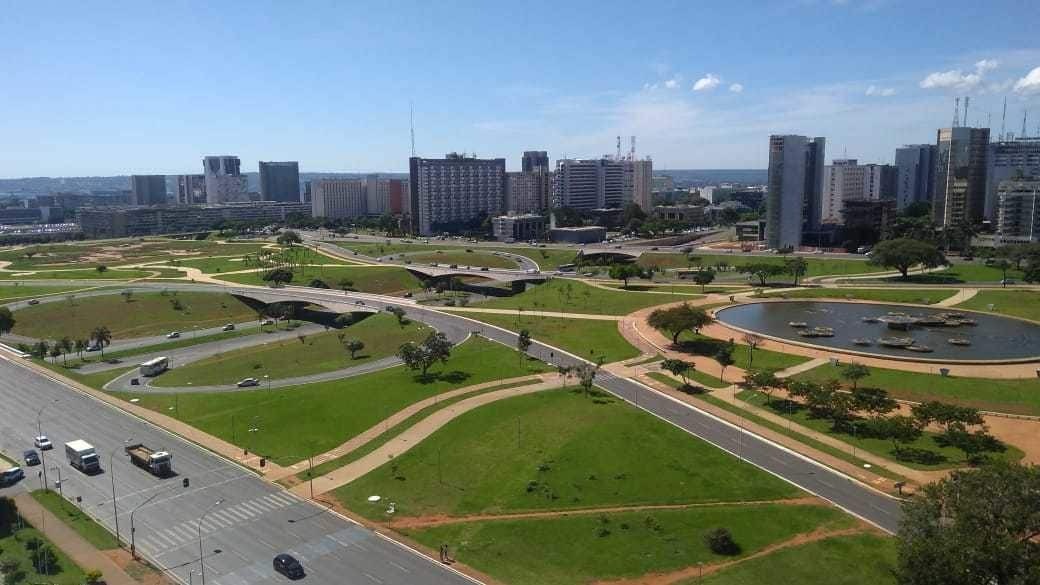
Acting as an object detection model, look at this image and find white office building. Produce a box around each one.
[765,135,826,249]
[203,156,248,204]
[311,179,367,219]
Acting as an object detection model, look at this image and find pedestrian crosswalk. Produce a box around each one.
[140,490,300,553]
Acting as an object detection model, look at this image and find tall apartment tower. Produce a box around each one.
[129,175,167,206]
[175,174,206,205]
[895,144,936,211]
[506,172,550,214]
[629,158,654,212]
[363,176,407,216]
[203,156,248,204]
[986,137,1040,219]
[522,151,550,173]
[821,160,896,223]
[409,153,506,235]
[765,135,825,249]
[311,179,367,219]
[552,159,625,210]
[932,127,990,227]
[259,161,301,202]
[996,177,1040,244]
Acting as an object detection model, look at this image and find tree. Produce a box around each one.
[868,238,946,280]
[0,306,14,337]
[851,387,897,421]
[338,278,356,292]
[608,263,643,288]
[90,325,112,358]
[574,359,602,397]
[840,362,870,390]
[911,401,984,433]
[691,269,715,293]
[743,369,781,403]
[940,427,1006,464]
[276,230,302,247]
[262,268,294,287]
[96,264,108,274]
[74,338,87,360]
[32,340,49,360]
[48,344,62,363]
[343,338,365,359]
[333,313,354,328]
[396,332,452,378]
[741,333,764,368]
[784,257,808,286]
[874,414,923,456]
[647,304,713,345]
[57,336,72,366]
[739,262,785,286]
[704,527,740,555]
[517,329,532,354]
[714,346,734,382]
[388,306,407,326]
[307,278,330,289]
[896,461,1040,585]
[660,358,696,388]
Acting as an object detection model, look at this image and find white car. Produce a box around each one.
[222,323,235,331]
[237,378,260,388]
[27,299,40,305]
[166,331,181,339]
[260,319,275,326]
[33,435,52,450]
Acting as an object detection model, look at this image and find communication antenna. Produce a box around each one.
[1000,97,1007,141]
[616,136,622,161]
[409,101,416,157]
[1023,110,1029,139]
[629,135,636,160]
[963,96,970,127]
[953,97,960,127]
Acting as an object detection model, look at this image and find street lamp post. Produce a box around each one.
[197,499,224,585]
[131,479,188,559]
[50,465,63,499]
[110,439,131,547]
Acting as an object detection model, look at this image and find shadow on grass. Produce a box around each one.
[410,370,472,385]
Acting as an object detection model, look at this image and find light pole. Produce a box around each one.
[50,465,63,499]
[131,480,187,559]
[264,374,270,390]
[37,398,59,492]
[109,439,131,547]
[197,499,223,585]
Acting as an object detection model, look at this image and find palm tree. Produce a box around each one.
[91,325,112,358]
[58,337,72,366]
[74,339,87,360]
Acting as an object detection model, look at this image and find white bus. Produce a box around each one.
[139,356,169,377]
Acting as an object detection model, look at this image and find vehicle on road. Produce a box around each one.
[65,440,101,474]
[525,268,539,274]
[273,554,304,579]
[86,343,101,352]
[27,298,40,305]
[139,356,169,377]
[0,467,24,486]
[166,331,181,339]
[1000,279,1016,285]
[125,443,173,477]
[222,323,236,331]
[354,300,365,305]
[261,319,275,326]
[237,377,260,387]
[34,435,52,450]
[23,450,40,466]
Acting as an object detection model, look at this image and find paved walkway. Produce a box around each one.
[12,492,139,585]
[936,287,979,306]
[293,374,565,496]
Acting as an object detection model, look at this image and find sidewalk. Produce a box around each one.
[13,492,138,585]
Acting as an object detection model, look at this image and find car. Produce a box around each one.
[86,344,101,352]
[354,300,365,305]
[480,266,489,271]
[166,331,181,339]
[237,378,260,388]
[260,319,275,326]
[27,298,40,305]
[1000,279,1016,285]
[0,467,24,487]
[273,554,304,579]
[34,436,52,450]
[23,450,40,466]
[222,323,235,331]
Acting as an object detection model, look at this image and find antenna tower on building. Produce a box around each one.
[629,136,636,160]
[616,136,622,160]
[953,97,960,127]
[963,96,970,127]
[409,101,416,157]
[1023,110,1029,139]
[1000,97,1007,141]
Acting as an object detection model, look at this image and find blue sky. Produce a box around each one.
[3,0,1040,177]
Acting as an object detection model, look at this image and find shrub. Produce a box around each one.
[85,569,104,584]
[704,527,740,555]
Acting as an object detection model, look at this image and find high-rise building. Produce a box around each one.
[176,174,206,205]
[505,171,550,214]
[821,160,896,224]
[629,158,654,211]
[129,175,167,206]
[259,161,301,202]
[765,135,826,249]
[986,137,1040,219]
[932,127,989,227]
[552,158,625,210]
[995,176,1040,244]
[311,179,367,219]
[521,151,549,174]
[409,153,506,235]
[895,144,936,211]
[203,156,248,204]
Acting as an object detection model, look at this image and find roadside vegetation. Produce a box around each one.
[457,313,640,363]
[216,265,422,295]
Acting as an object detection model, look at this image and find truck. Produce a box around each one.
[125,443,173,477]
[65,440,101,474]
[139,356,169,377]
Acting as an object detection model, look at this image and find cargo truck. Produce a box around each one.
[125,443,173,477]
[65,440,101,474]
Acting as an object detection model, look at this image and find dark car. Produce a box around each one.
[273,554,304,579]
[23,450,40,466]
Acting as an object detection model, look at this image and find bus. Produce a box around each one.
[139,356,169,377]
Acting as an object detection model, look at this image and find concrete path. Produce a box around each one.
[936,287,979,306]
[775,357,830,378]
[294,375,565,496]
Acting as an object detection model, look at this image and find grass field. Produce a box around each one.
[486,247,579,270]
[888,263,1024,284]
[456,312,640,363]
[691,533,897,585]
[760,287,956,304]
[0,238,266,270]
[404,249,519,269]
[648,369,731,390]
[154,313,428,386]
[12,291,256,340]
[795,362,1040,416]
[0,515,87,585]
[114,337,550,464]
[479,279,691,315]
[1,268,151,280]
[332,242,434,257]
[957,289,1040,322]
[169,247,342,274]
[737,390,1023,469]
[0,284,101,302]
[31,490,119,550]
[406,504,851,585]
[638,254,878,279]
[335,390,800,520]
[673,331,810,371]
[216,265,422,294]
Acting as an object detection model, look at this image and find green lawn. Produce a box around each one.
[795,363,1040,416]
[216,265,422,295]
[333,242,436,257]
[647,254,878,279]
[957,289,1040,322]
[1,268,151,280]
[31,490,119,550]
[405,250,518,269]
[169,247,342,274]
[153,313,428,386]
[457,312,640,363]
[673,332,810,372]
[0,238,266,270]
[113,337,550,465]
[0,516,87,585]
[760,287,956,304]
[486,247,579,270]
[406,504,851,585]
[479,279,692,315]
[737,390,1023,469]
[648,370,730,391]
[12,291,256,340]
[335,390,800,520]
[890,263,1024,284]
[691,533,897,585]
[0,284,102,302]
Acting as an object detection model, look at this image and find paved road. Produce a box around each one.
[0,356,476,585]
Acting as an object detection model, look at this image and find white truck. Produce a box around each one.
[65,440,101,474]
[125,443,173,477]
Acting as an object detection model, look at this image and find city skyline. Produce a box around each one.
[3,0,1040,177]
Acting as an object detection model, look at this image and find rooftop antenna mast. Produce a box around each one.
[616,136,622,161]
[963,96,970,127]
[629,136,636,160]
[409,101,416,157]
[1023,110,1029,139]
[953,97,960,127]
[1000,97,1008,141]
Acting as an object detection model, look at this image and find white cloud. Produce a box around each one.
[692,73,721,92]
[865,85,896,97]
[975,59,1000,73]
[664,77,680,89]
[920,59,999,92]
[728,83,744,94]
[1013,66,1040,95]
